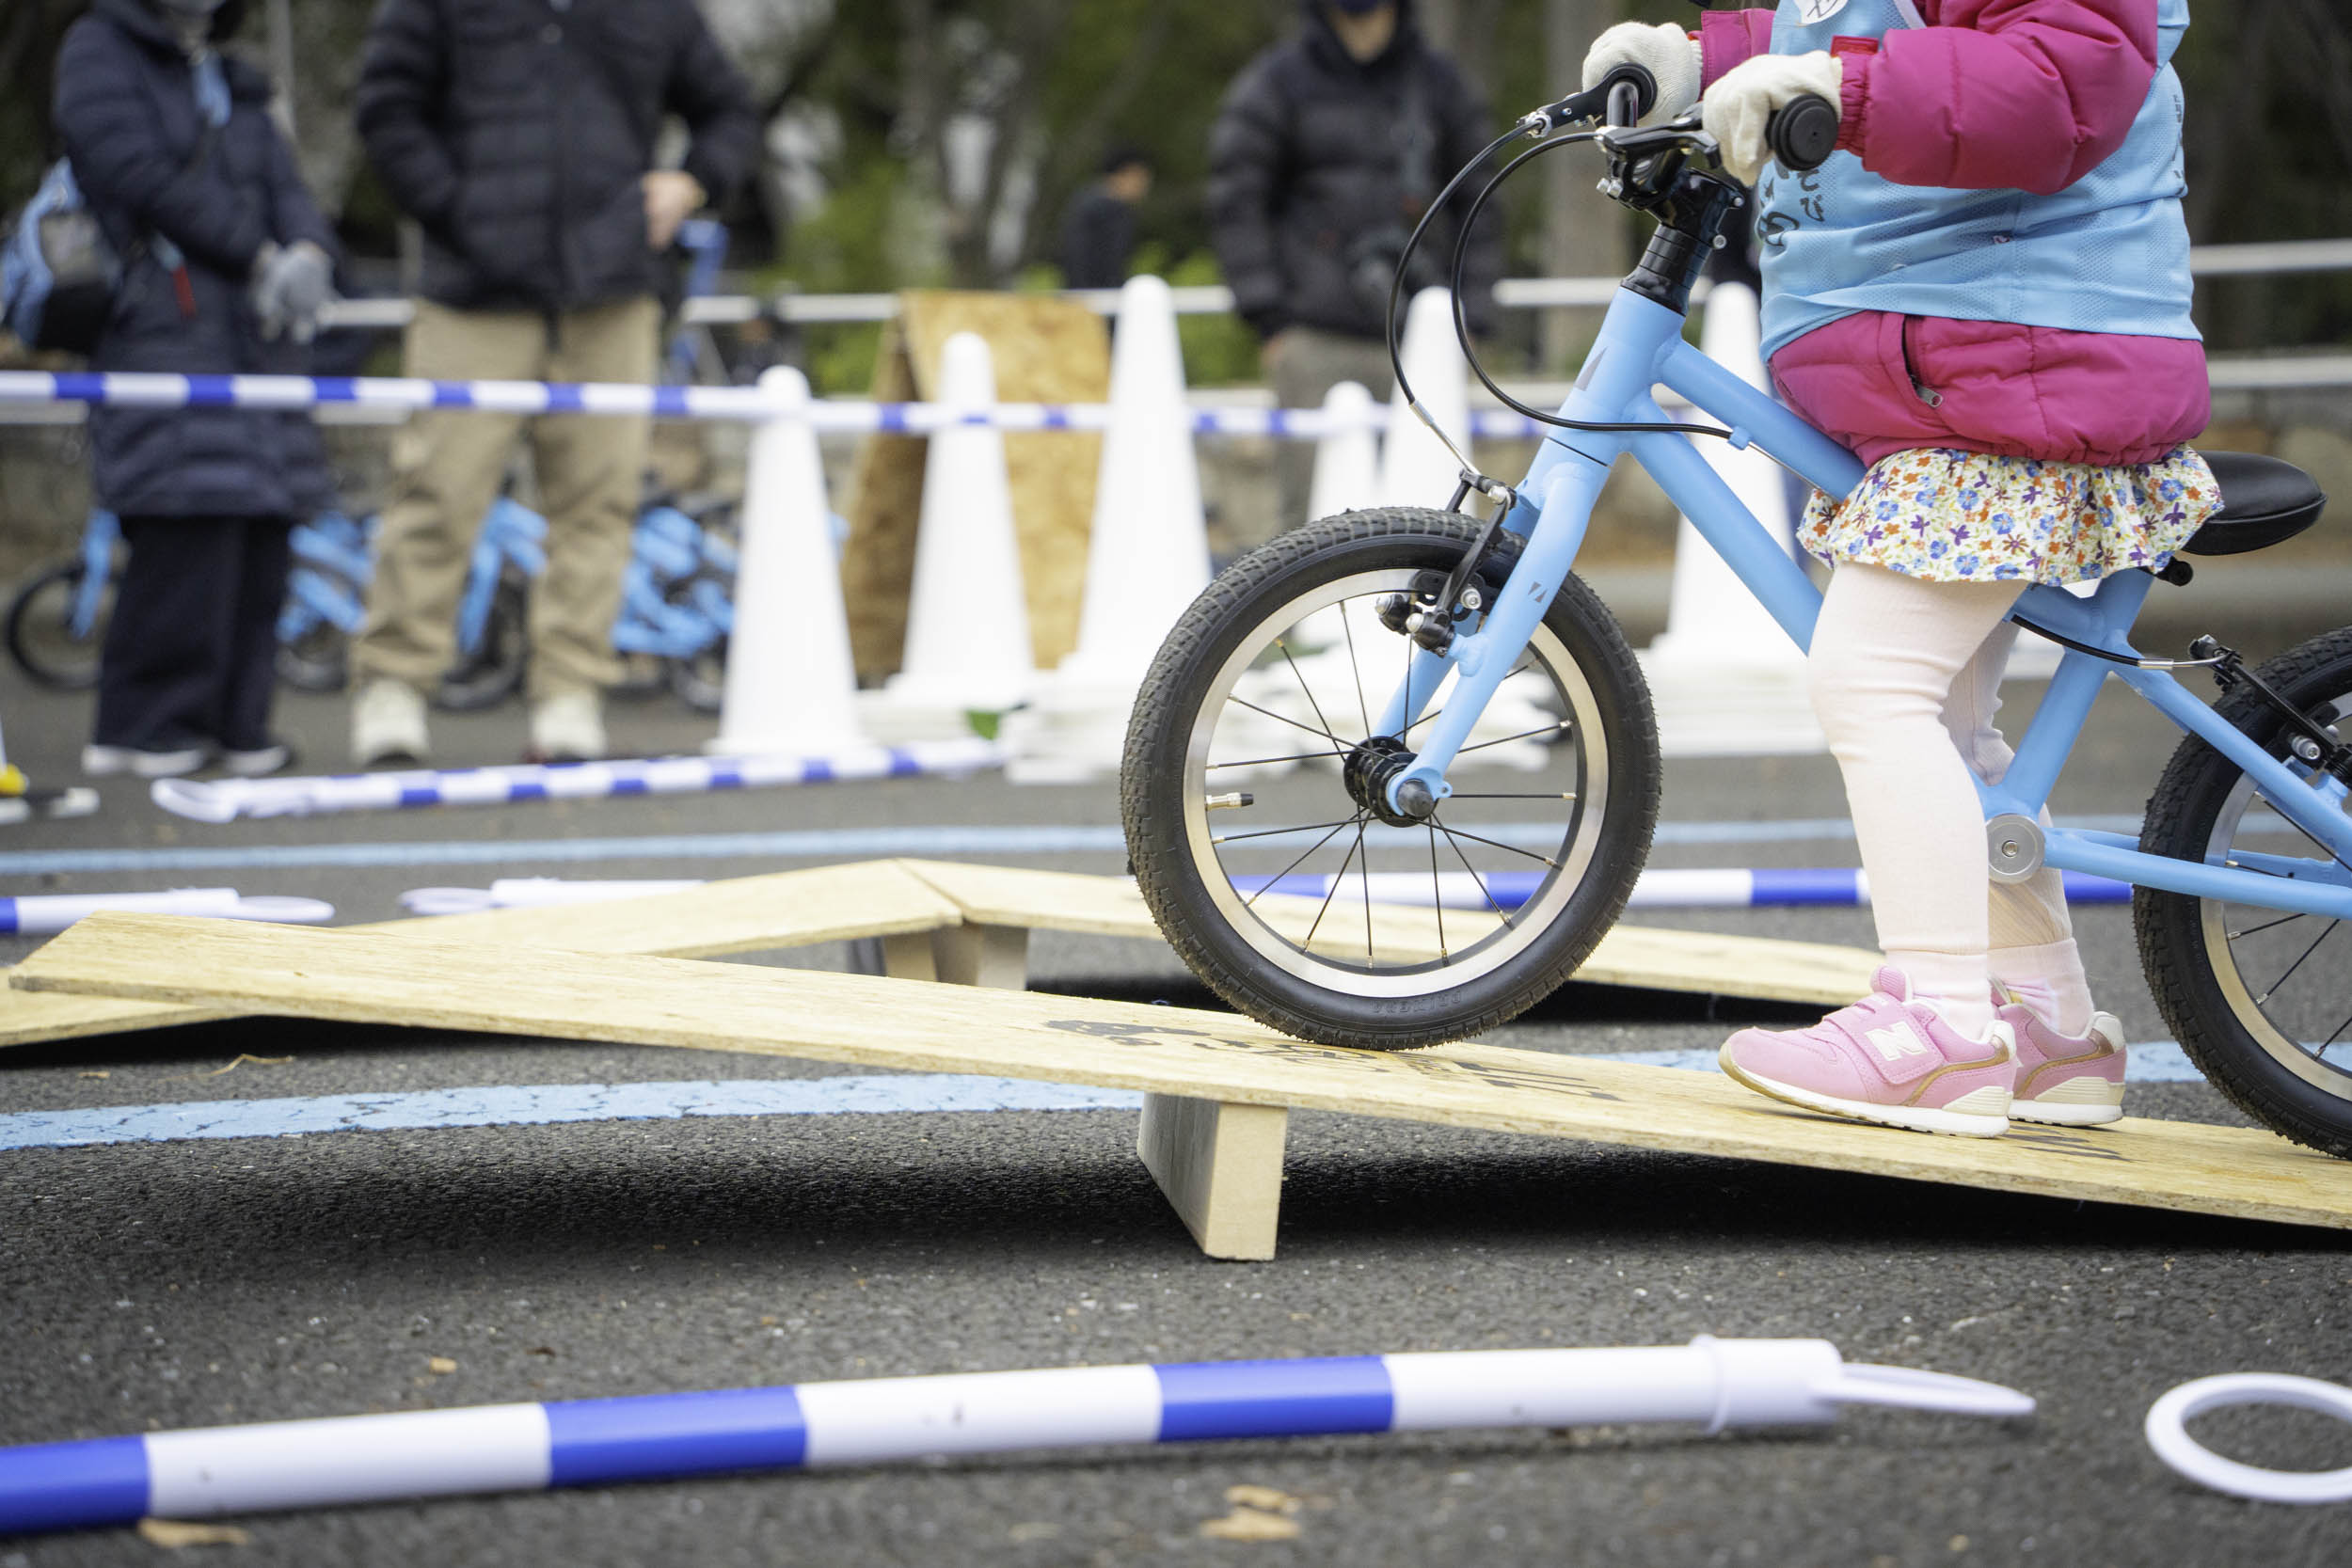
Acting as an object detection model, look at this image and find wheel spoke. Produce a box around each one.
[1428,823,1448,962]
[1340,600,1372,738]
[1208,747,1353,769]
[1454,719,1574,756]
[1213,816,1363,847]
[1432,817,1563,871]
[1303,827,1363,951]
[1447,792,1579,801]
[1438,822,1514,930]
[1357,817,1375,962]
[2228,911,2308,942]
[1229,696,1348,747]
[2315,1007,2352,1060]
[1243,813,1369,909]
[1277,639,1344,752]
[2258,919,2339,1006]
[1402,660,1534,740]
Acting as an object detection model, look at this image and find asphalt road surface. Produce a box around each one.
[3,597,2350,1567]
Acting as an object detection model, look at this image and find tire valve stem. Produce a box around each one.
[1204,792,1254,811]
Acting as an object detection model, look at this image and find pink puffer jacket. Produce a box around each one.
[1702,1,2209,467]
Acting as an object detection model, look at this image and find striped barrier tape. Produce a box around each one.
[0,371,1552,440]
[1233,867,2132,911]
[0,1338,2028,1535]
[148,739,1007,824]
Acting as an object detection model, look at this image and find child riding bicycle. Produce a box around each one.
[1582,0,2217,1135]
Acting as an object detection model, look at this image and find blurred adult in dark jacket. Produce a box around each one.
[1209,0,1502,532]
[55,0,335,779]
[1058,147,1153,291]
[351,0,757,765]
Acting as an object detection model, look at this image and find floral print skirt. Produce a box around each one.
[1797,445,2220,586]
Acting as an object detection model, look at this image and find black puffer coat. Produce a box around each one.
[356,0,759,313]
[1207,0,1502,342]
[53,0,335,521]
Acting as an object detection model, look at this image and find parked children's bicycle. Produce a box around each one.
[1120,69,2348,1158]
[5,488,735,714]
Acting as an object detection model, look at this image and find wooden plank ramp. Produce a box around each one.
[0,861,960,1051]
[15,913,2351,1258]
[0,859,1879,1052]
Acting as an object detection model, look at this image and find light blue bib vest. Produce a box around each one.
[1755,0,2199,361]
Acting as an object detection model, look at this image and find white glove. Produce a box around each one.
[250,239,336,344]
[1580,21,1701,128]
[1701,51,1843,185]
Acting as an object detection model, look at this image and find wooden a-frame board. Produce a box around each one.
[0,861,1879,1051]
[15,913,2352,1259]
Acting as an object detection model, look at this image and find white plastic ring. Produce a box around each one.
[2144,1373,2352,1504]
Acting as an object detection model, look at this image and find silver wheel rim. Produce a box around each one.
[1177,564,1609,1001]
[2198,690,2352,1101]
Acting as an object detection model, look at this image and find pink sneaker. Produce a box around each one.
[1997,1005,2127,1126]
[1718,966,2016,1137]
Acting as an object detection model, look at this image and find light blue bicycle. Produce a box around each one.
[1121,72,2347,1156]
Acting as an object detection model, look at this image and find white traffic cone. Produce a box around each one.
[1376,287,1471,509]
[1306,378,1380,523]
[1006,277,1209,781]
[1640,280,1824,756]
[712,366,869,756]
[867,332,1034,740]
[1289,378,1383,653]
[1057,275,1210,687]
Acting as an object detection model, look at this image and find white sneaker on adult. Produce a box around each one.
[352,678,430,768]
[82,742,210,779]
[529,690,607,764]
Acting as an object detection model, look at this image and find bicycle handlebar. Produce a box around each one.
[1767,93,1839,173]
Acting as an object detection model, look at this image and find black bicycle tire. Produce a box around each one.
[4,560,107,691]
[1120,507,1661,1049]
[2134,625,2352,1158]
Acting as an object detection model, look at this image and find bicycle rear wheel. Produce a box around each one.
[2136,626,2352,1157]
[1120,508,1660,1048]
[5,561,109,690]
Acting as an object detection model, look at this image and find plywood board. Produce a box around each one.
[838,292,1110,678]
[895,860,1882,1006]
[0,861,960,1051]
[18,913,2352,1233]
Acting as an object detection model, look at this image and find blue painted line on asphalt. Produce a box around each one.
[0,816,2155,878]
[0,1048,2216,1153]
[0,1076,1142,1151]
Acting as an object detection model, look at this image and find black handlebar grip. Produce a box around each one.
[1599,62,1658,126]
[1767,93,1840,172]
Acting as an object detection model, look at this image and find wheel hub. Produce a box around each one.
[1344,736,1429,828]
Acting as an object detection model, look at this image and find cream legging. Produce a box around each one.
[1806,563,2090,1034]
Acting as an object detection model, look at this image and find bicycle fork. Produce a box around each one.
[1375,444,1614,818]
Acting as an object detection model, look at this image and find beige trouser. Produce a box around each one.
[1268,325,1396,535]
[356,296,660,700]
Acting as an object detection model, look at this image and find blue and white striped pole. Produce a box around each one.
[146,739,1005,824]
[0,371,1551,441]
[0,1339,2028,1536]
[0,889,333,935]
[1232,867,2132,911]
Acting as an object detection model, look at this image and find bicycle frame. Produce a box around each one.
[1381,283,2352,923]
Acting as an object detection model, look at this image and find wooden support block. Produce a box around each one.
[896,859,1881,1006]
[18,914,2352,1239]
[0,860,963,1051]
[930,923,1029,990]
[879,932,938,984]
[1136,1094,1288,1260]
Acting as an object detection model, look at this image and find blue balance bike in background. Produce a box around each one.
[1120,72,2350,1157]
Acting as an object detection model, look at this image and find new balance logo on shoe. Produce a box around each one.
[1866,1021,1932,1062]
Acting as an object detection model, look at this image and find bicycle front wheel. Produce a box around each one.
[2137,626,2352,1158]
[1120,508,1660,1049]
